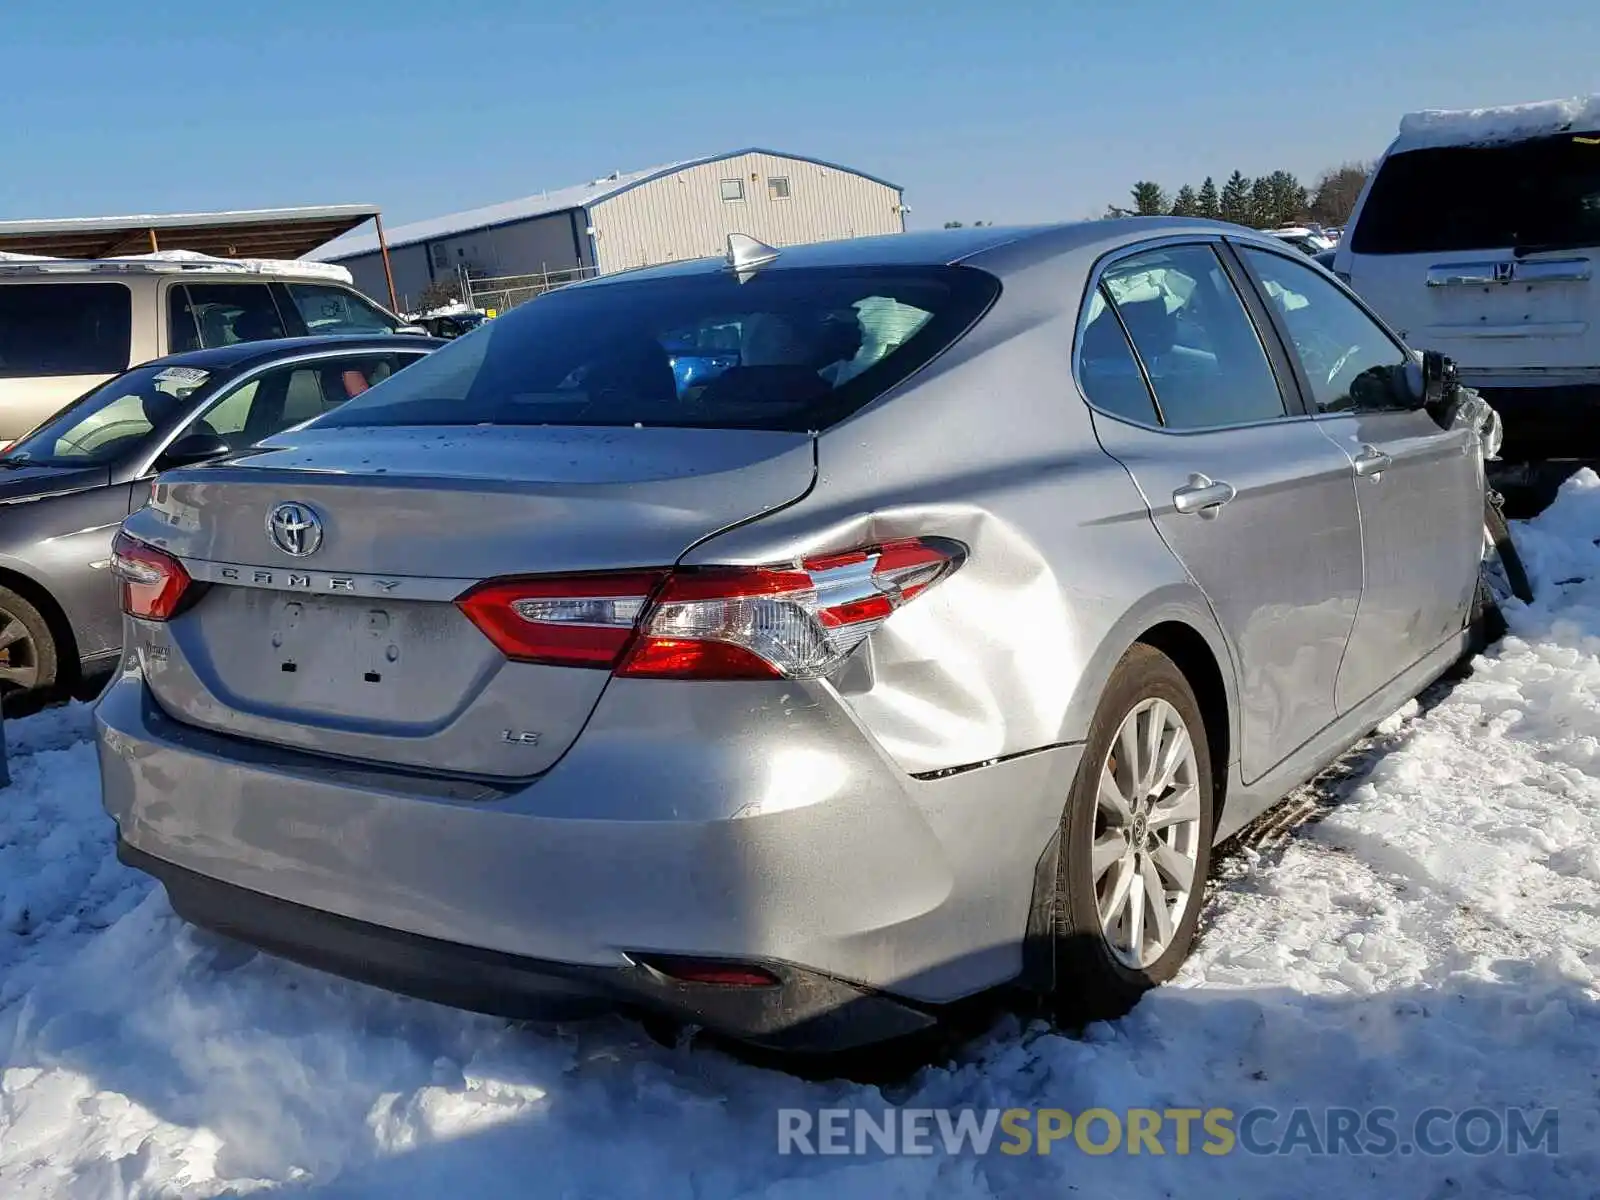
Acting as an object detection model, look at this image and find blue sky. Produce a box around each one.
[3,0,1598,231]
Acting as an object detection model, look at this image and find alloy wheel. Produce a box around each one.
[1091,697,1203,968]
[0,610,40,692]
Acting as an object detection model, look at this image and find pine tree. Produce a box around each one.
[1265,170,1309,227]
[1220,171,1252,225]
[1196,176,1220,220]
[1170,185,1198,217]
[1248,177,1275,228]
[1130,181,1169,217]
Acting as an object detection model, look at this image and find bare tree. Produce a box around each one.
[1308,162,1372,226]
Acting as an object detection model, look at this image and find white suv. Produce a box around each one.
[1333,95,1600,473]
[0,253,410,441]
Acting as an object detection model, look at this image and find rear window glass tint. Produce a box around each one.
[1352,133,1600,255]
[314,265,999,434]
[0,283,132,378]
[169,283,287,350]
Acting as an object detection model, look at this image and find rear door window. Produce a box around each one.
[1352,132,1600,255]
[314,265,1000,433]
[168,284,288,351]
[0,283,132,377]
[201,353,421,445]
[1101,245,1287,429]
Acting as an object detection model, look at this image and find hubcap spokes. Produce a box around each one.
[1092,698,1202,968]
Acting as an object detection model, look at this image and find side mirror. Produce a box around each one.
[1421,350,1457,409]
[156,431,232,470]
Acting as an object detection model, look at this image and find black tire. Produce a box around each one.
[1052,644,1215,1024]
[1484,496,1534,605]
[1456,572,1508,672]
[0,585,58,706]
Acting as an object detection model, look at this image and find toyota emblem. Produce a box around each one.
[266,502,324,557]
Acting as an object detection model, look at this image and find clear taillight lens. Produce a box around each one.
[456,538,966,680]
[111,531,192,620]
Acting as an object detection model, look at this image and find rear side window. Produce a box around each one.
[1099,245,1286,430]
[1352,132,1600,255]
[0,283,132,378]
[315,266,999,433]
[168,283,287,351]
[1077,289,1160,425]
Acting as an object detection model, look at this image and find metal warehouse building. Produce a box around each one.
[310,148,906,310]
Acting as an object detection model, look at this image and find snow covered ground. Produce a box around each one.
[3,479,1600,1198]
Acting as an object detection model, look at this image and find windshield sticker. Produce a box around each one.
[153,366,210,386]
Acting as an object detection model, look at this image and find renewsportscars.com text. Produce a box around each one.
[777,1106,1560,1158]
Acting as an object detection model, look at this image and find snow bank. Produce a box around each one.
[2,480,1600,1196]
[1396,93,1600,150]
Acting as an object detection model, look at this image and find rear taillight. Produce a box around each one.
[455,572,667,666]
[455,537,965,680]
[620,538,963,680]
[111,531,191,620]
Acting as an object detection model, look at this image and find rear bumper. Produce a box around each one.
[96,667,1080,1048]
[1475,382,1600,462]
[119,838,932,1052]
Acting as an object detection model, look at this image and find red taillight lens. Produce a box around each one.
[457,538,964,679]
[620,536,964,680]
[455,571,667,667]
[110,531,191,620]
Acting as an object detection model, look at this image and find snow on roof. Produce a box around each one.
[1395,93,1600,151]
[308,161,687,261]
[0,248,352,283]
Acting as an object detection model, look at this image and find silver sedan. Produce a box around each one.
[96,220,1488,1052]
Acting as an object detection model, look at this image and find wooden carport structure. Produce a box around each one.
[0,204,401,310]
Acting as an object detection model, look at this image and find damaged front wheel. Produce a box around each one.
[1483,493,1533,606]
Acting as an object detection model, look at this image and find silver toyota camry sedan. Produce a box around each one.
[96,219,1488,1051]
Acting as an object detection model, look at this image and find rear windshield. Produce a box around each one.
[1351,132,1600,255]
[0,283,132,378]
[313,265,999,433]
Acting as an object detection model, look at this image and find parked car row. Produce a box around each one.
[92,220,1502,1053]
[0,253,422,442]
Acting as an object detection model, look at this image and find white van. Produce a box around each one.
[1334,95,1600,467]
[0,253,411,442]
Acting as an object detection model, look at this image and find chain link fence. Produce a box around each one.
[463,266,598,313]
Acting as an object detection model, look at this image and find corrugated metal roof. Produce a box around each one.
[0,204,379,260]
[310,148,904,262]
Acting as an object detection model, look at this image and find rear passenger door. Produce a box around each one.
[1078,239,1365,784]
[1234,245,1482,712]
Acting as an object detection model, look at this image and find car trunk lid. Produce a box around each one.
[123,424,815,776]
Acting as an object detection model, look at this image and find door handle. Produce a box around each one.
[1353,444,1392,478]
[1172,474,1237,517]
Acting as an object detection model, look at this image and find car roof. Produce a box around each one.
[141,334,446,372]
[573,217,1265,286]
